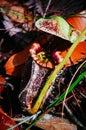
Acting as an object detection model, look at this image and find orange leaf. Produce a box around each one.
[54,41,86,67]
[61,41,86,66]
[70,41,86,64]
[0,75,6,83]
[66,16,86,32]
[4,45,30,76]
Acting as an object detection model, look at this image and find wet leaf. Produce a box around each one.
[0,108,19,130]
[36,116,77,130]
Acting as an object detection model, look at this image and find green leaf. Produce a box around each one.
[52,16,72,40]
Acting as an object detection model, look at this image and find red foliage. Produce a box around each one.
[0,108,19,130]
